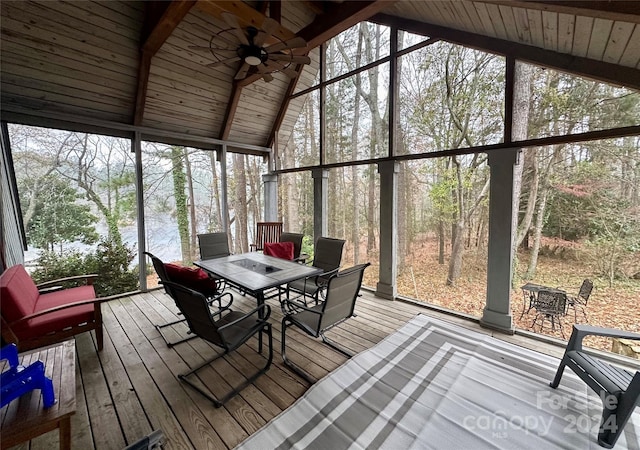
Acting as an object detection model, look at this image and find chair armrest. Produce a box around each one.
[217,304,271,332]
[37,274,98,289]
[7,295,118,327]
[569,324,640,352]
[281,299,322,316]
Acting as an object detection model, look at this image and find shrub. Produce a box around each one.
[31,238,138,297]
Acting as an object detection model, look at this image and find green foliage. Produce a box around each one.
[31,238,138,297]
[22,175,98,251]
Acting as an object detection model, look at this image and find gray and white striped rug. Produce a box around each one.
[236,314,640,449]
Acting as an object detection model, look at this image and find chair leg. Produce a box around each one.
[155,319,197,348]
[178,323,273,408]
[281,317,315,384]
[320,332,354,358]
[549,355,568,388]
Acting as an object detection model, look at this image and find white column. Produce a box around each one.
[375,161,398,300]
[312,168,328,241]
[263,173,278,221]
[480,148,518,333]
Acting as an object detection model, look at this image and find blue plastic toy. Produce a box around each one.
[0,343,56,409]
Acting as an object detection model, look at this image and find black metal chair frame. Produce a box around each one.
[550,324,640,448]
[530,289,568,338]
[162,280,273,408]
[286,237,346,306]
[566,279,594,322]
[144,251,233,347]
[281,263,370,383]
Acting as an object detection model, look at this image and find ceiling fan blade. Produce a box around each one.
[256,63,275,82]
[207,56,241,68]
[221,12,249,45]
[188,45,213,52]
[269,54,311,64]
[266,36,307,53]
[234,62,250,80]
[254,17,280,47]
[207,48,239,55]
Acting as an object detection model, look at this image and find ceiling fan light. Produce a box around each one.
[243,45,264,66]
[245,55,262,66]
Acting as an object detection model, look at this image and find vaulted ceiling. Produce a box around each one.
[1,1,639,155]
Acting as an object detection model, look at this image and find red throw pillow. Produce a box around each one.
[264,241,294,260]
[164,263,217,295]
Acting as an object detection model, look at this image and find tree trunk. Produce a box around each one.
[209,152,222,230]
[184,148,197,261]
[233,153,249,252]
[170,146,190,262]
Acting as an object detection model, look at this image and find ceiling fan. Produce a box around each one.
[189,12,311,82]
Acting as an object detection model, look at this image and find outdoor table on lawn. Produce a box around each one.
[520,282,567,319]
[195,252,323,316]
[1,340,76,450]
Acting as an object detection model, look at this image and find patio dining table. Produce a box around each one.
[194,252,322,317]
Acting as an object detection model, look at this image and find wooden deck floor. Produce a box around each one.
[11,288,570,450]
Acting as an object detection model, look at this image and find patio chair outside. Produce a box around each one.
[144,252,232,347]
[567,279,593,322]
[161,280,273,407]
[530,289,568,338]
[281,263,370,383]
[286,237,346,305]
[550,324,640,448]
[250,222,282,252]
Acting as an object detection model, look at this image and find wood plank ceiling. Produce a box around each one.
[1,1,639,154]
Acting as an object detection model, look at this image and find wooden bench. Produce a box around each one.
[1,340,76,450]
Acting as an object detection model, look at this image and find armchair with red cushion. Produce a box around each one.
[0,264,109,352]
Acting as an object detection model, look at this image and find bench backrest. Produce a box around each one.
[0,265,40,323]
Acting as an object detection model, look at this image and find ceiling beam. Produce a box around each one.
[196,0,296,41]
[238,0,393,87]
[298,0,395,50]
[220,82,243,140]
[473,0,640,23]
[371,13,640,90]
[134,1,196,125]
[267,64,305,148]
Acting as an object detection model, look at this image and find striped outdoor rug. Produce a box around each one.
[236,314,640,449]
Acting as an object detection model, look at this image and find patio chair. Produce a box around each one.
[566,279,593,322]
[280,232,307,262]
[530,289,568,338]
[197,232,231,260]
[144,252,233,347]
[281,263,370,383]
[250,221,282,252]
[161,280,273,407]
[197,232,231,291]
[550,324,640,448]
[285,237,346,306]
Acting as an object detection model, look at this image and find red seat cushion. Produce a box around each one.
[264,241,295,260]
[164,263,217,295]
[0,265,40,323]
[11,285,97,339]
